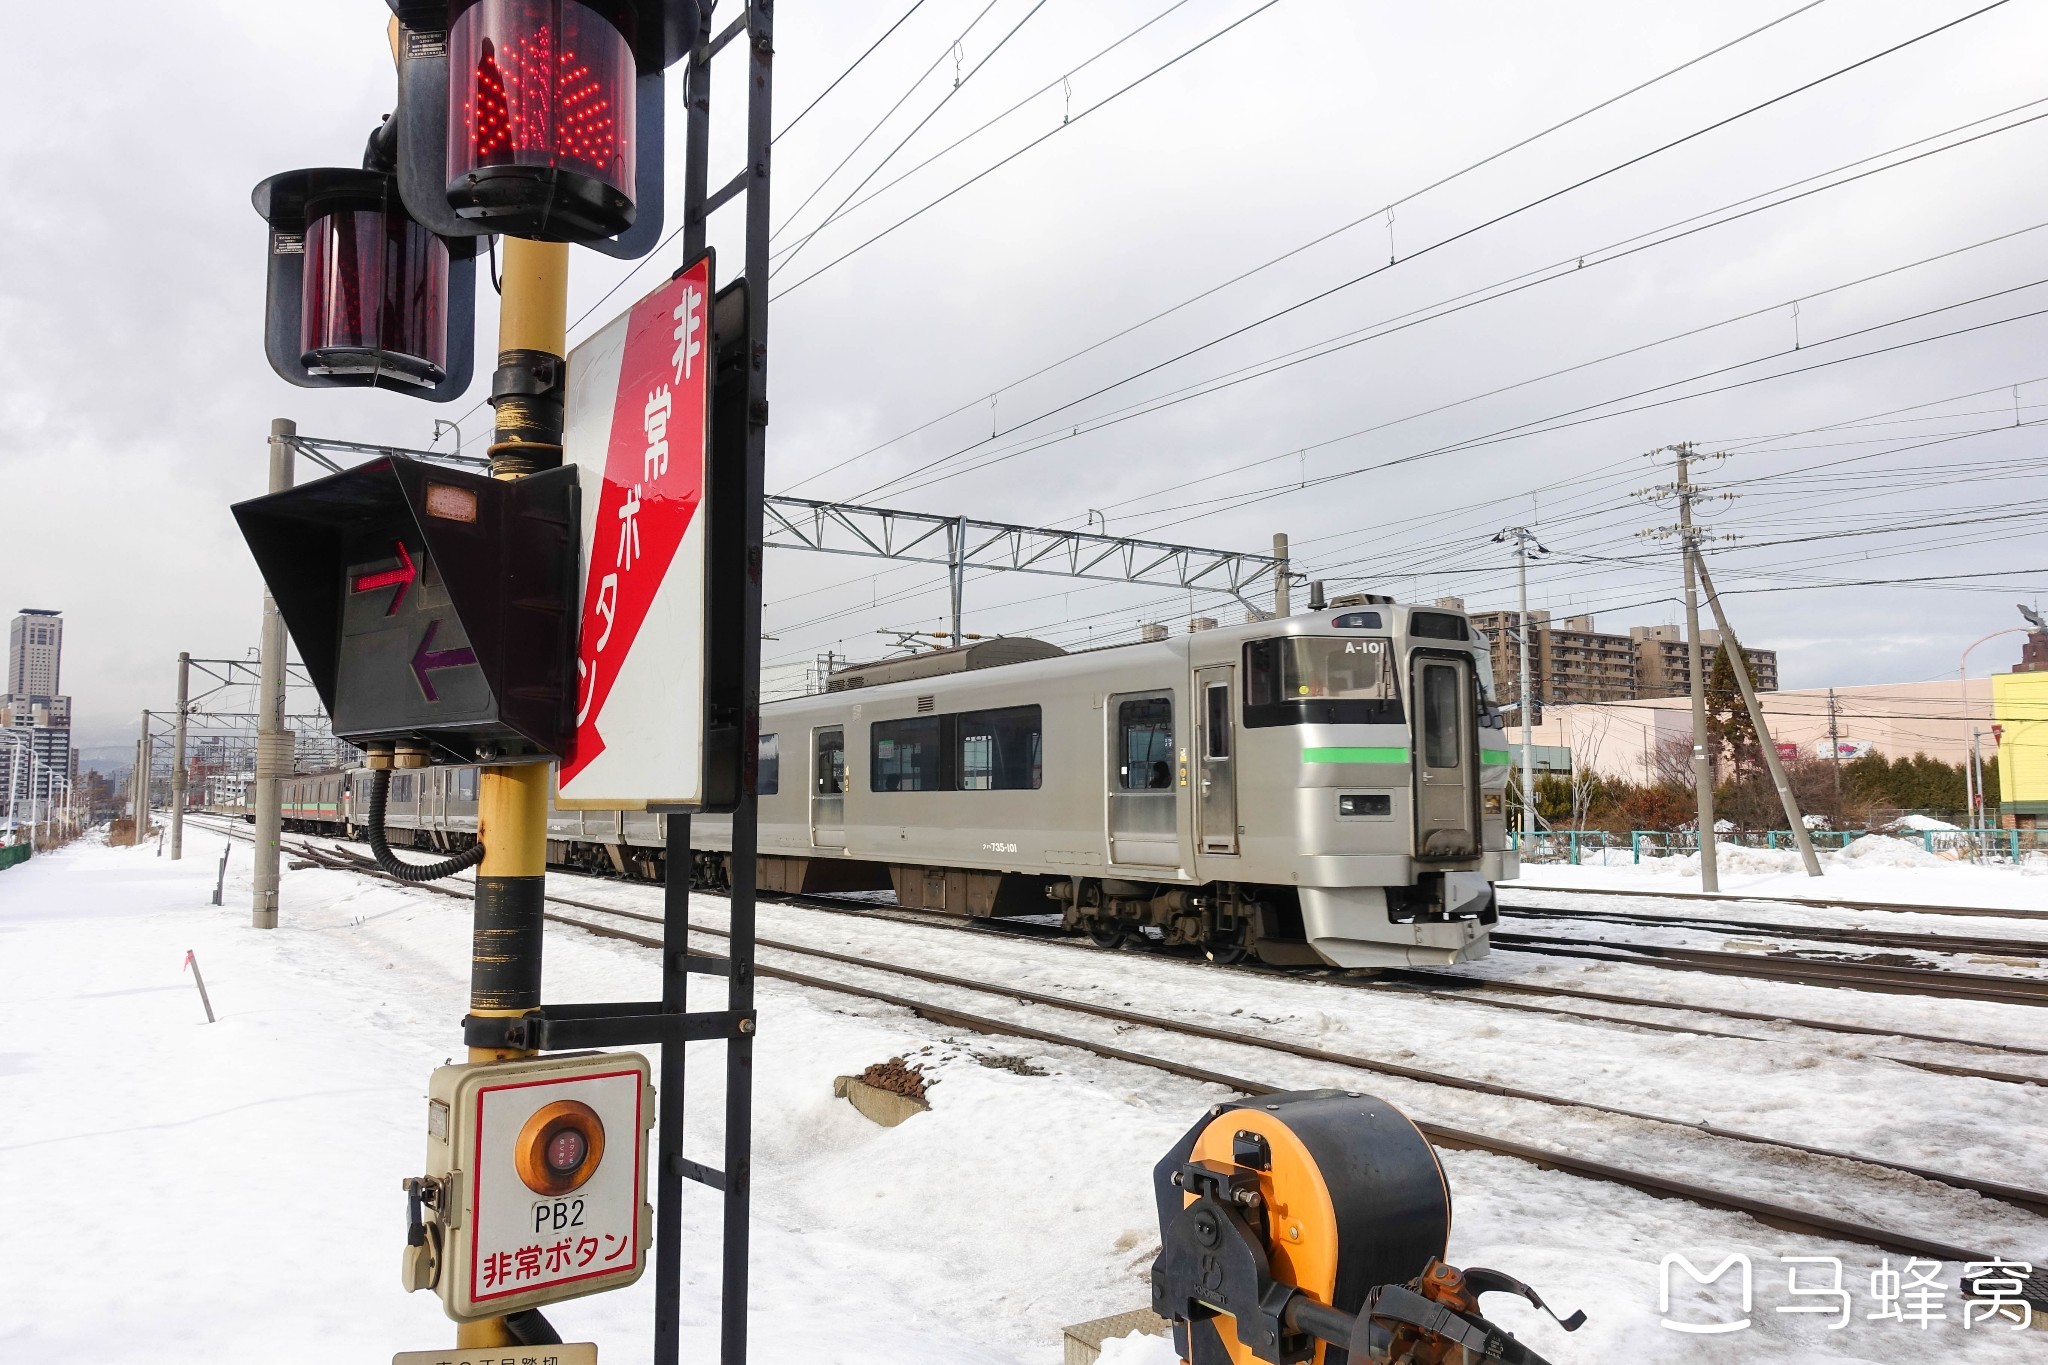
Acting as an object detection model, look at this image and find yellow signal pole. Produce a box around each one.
[457,234,569,1351]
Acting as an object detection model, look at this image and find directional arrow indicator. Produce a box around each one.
[351,541,417,616]
[411,618,478,702]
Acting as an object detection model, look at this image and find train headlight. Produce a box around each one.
[515,1099,607,1195]
[1482,793,1503,815]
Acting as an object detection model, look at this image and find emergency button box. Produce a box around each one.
[415,1051,654,1321]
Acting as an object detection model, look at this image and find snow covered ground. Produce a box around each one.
[3,830,2041,1363]
[1507,835,2048,913]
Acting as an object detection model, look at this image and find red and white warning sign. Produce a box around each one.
[421,1052,654,1320]
[558,254,714,808]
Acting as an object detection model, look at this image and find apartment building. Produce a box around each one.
[1463,605,1778,706]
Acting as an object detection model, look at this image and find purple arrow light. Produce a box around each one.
[411,619,478,702]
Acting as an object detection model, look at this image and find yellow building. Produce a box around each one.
[1993,652,2048,830]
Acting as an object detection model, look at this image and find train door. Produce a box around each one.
[811,726,846,849]
[1411,653,1478,858]
[1195,666,1238,855]
[1109,691,1178,866]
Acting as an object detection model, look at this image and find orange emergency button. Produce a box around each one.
[515,1100,607,1196]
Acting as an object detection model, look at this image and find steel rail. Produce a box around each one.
[1493,934,2048,1008]
[1500,883,2041,921]
[1499,904,2048,959]
[198,819,2048,1077]
[267,825,2048,1076]
[539,897,2048,1217]
[262,834,2048,1225]
[520,898,2027,1266]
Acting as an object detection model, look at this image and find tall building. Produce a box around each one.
[1466,608,1778,706]
[8,609,62,696]
[2,608,73,824]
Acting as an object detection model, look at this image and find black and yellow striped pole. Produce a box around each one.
[458,234,569,1352]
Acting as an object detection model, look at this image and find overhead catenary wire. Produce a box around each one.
[773,0,930,145]
[781,0,1845,494]
[770,0,1291,297]
[819,0,2019,499]
[770,0,1053,279]
[769,0,1005,247]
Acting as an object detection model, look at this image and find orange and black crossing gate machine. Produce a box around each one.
[1151,1090,1584,1364]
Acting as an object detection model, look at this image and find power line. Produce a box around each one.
[857,190,2048,505]
[771,0,1052,279]
[770,0,1290,296]
[774,0,929,144]
[771,0,1004,246]
[781,0,1204,256]
[837,0,2017,493]
[780,0,1843,493]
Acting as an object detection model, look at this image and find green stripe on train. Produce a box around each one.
[1481,749,1511,765]
[1302,746,1410,764]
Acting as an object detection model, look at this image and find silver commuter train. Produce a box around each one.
[281,600,1519,968]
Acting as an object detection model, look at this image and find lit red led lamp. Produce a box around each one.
[384,0,704,247]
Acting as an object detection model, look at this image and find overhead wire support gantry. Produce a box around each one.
[761,494,1292,643]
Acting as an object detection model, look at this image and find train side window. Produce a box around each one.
[1118,698,1173,790]
[816,730,846,795]
[758,733,780,796]
[1204,684,1230,759]
[457,769,477,801]
[871,717,945,791]
[958,706,1040,790]
[1422,663,1461,768]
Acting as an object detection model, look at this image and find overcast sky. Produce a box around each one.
[6,0,2046,751]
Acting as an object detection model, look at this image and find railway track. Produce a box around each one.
[253,829,2047,1277]
[1500,881,2042,921]
[205,817,2048,1086]
[1498,903,2048,959]
[736,887,2048,1082]
[1491,933,2048,1008]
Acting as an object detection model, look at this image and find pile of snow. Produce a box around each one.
[1097,1330,1177,1363]
[1887,814,1959,833]
[1835,834,1952,869]
[1631,836,1950,878]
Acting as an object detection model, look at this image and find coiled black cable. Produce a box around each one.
[365,767,486,882]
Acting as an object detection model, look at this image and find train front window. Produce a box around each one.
[1118,698,1173,790]
[1243,637,1402,727]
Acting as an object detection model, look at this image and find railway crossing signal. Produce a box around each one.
[239,0,773,1358]
[231,456,579,766]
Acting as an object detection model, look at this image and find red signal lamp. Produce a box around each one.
[386,0,703,254]
[253,166,478,402]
